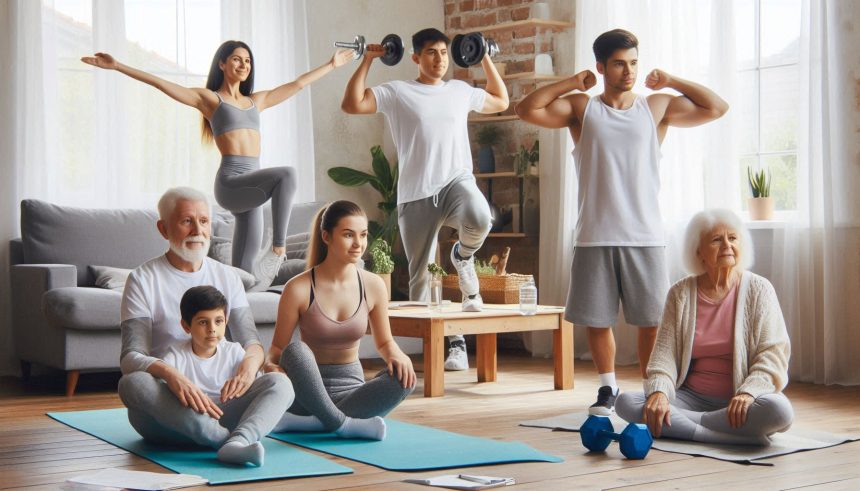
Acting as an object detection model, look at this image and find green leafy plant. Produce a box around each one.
[474,258,497,276]
[368,238,394,274]
[475,125,505,147]
[328,146,399,246]
[513,140,539,176]
[427,262,447,277]
[747,167,771,198]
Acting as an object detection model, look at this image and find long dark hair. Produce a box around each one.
[201,40,255,143]
[307,201,366,269]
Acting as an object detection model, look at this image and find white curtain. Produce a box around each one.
[770,0,860,385]
[0,0,313,375]
[535,0,860,384]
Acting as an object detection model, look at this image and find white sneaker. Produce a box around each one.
[444,344,469,371]
[250,249,284,292]
[450,242,482,312]
[461,293,484,312]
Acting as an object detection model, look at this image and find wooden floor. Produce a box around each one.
[2,355,860,490]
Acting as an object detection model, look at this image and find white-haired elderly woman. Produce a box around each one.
[615,209,793,445]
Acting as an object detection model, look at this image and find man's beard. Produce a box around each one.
[169,235,210,264]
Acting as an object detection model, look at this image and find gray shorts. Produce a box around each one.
[564,246,669,327]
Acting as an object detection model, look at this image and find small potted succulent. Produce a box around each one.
[747,167,773,220]
[475,125,505,173]
[368,238,394,299]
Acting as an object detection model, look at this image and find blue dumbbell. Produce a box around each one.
[580,415,653,459]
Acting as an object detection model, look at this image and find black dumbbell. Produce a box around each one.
[579,415,653,460]
[334,34,404,66]
[451,32,500,67]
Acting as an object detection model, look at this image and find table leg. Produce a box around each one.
[476,333,497,383]
[553,316,574,390]
[423,318,445,397]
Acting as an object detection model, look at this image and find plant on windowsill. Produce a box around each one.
[368,238,394,299]
[475,125,505,173]
[747,166,774,220]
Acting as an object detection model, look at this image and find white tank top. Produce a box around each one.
[571,95,664,246]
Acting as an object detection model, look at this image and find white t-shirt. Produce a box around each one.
[372,79,486,203]
[162,339,246,403]
[571,95,664,246]
[121,255,250,362]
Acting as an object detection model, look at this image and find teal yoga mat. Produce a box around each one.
[48,408,352,485]
[269,419,562,471]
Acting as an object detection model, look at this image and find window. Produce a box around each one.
[734,0,802,212]
[47,0,221,206]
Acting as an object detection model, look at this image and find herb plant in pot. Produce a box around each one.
[368,238,394,300]
[747,167,774,220]
[475,125,504,173]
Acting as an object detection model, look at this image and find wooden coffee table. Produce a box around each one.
[387,303,574,397]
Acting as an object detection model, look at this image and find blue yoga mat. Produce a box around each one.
[269,419,562,471]
[48,408,352,485]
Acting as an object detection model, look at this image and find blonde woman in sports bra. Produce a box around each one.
[267,200,416,440]
[81,42,353,289]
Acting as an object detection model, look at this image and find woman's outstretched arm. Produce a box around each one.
[81,52,214,113]
[365,272,417,388]
[253,49,354,111]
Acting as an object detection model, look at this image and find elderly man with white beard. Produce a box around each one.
[117,187,294,455]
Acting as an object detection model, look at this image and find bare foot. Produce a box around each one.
[273,246,285,256]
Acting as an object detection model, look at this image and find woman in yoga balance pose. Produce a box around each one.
[82,42,353,288]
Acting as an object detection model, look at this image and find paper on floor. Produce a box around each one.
[65,468,207,491]
[404,474,515,490]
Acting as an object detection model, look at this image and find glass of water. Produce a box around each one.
[429,275,444,311]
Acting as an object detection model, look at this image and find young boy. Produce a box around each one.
[161,285,293,466]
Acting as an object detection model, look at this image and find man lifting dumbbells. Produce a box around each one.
[342,28,508,371]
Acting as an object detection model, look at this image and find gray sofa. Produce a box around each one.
[10,199,323,395]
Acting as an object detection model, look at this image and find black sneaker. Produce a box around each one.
[588,386,618,416]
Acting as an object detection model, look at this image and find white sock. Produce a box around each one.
[599,372,618,393]
[272,412,325,433]
[217,438,265,466]
[335,416,387,441]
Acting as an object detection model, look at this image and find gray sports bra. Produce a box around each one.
[208,91,260,136]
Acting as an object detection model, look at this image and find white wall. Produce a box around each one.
[305,0,444,213]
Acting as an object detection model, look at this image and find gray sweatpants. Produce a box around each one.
[279,342,414,431]
[397,174,492,302]
[616,387,794,445]
[214,155,297,273]
[118,371,295,448]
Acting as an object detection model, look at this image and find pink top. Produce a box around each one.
[682,282,738,399]
[298,268,369,351]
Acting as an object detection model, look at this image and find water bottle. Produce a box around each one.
[519,277,537,315]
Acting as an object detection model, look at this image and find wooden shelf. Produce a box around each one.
[475,171,518,178]
[488,232,528,238]
[471,72,568,84]
[469,114,519,123]
[449,19,574,35]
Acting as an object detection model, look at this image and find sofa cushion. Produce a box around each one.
[89,265,131,291]
[43,287,123,330]
[246,291,280,324]
[21,200,166,286]
[273,259,307,286]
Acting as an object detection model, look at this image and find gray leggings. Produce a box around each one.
[616,387,794,445]
[279,342,414,431]
[214,155,297,272]
[118,371,294,448]
[397,174,492,302]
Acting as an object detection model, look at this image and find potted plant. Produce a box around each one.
[747,166,774,220]
[328,145,399,248]
[427,263,447,308]
[513,140,539,177]
[475,125,504,173]
[368,238,394,299]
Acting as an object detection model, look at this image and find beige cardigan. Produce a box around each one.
[645,270,791,400]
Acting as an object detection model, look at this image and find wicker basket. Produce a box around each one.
[442,273,534,304]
